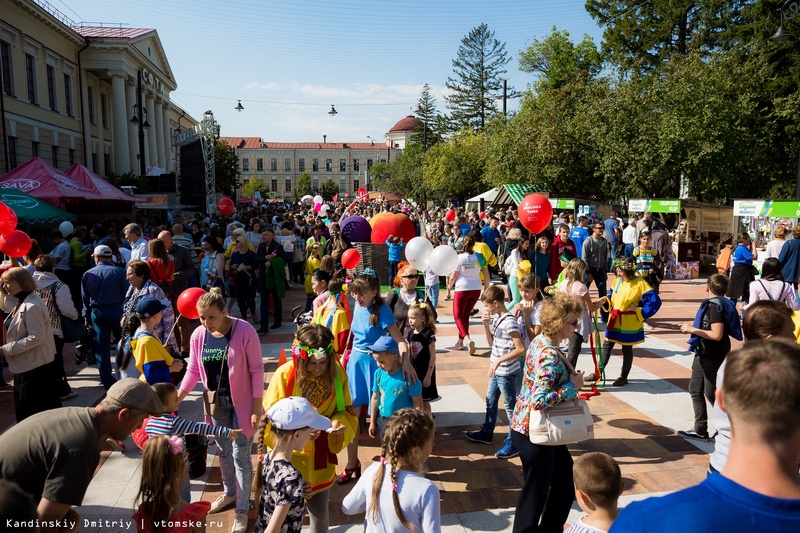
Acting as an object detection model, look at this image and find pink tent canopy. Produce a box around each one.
[65,163,140,203]
[0,157,105,208]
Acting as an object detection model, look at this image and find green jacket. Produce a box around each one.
[264,256,286,299]
[69,238,89,268]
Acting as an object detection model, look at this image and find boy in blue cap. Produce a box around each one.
[368,336,423,441]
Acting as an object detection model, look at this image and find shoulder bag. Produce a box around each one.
[202,320,238,417]
[528,351,593,446]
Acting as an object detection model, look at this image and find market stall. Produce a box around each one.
[733,199,799,249]
[628,199,698,279]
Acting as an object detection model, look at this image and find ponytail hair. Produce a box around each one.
[461,234,476,254]
[136,436,185,533]
[408,301,436,335]
[369,409,435,530]
[350,272,384,326]
[118,313,143,372]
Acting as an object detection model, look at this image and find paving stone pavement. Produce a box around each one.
[0,275,723,532]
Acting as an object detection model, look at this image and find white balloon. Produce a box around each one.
[320,204,330,213]
[405,236,433,271]
[59,221,74,238]
[313,195,324,205]
[429,245,459,276]
[301,195,313,203]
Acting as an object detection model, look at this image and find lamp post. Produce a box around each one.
[367,136,395,162]
[129,70,151,177]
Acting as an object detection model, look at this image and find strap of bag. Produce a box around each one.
[50,281,64,317]
[492,313,514,338]
[758,279,775,301]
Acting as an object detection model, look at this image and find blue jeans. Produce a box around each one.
[607,242,618,271]
[90,306,123,390]
[388,261,399,286]
[586,267,608,322]
[482,371,522,446]
[426,283,440,312]
[212,395,254,515]
[624,243,634,258]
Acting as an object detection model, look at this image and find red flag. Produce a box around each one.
[345,192,350,198]
[333,194,338,202]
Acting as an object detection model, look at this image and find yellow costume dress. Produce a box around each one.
[304,256,321,294]
[263,361,358,494]
[312,297,351,356]
[605,277,659,345]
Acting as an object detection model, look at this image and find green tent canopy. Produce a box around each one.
[492,183,551,206]
[0,189,76,224]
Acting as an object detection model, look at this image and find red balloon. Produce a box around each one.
[479,211,486,219]
[518,194,553,234]
[0,230,31,257]
[217,197,234,216]
[341,248,361,269]
[0,203,17,236]
[176,287,207,320]
[445,209,456,222]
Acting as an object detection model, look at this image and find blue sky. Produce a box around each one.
[60,0,604,141]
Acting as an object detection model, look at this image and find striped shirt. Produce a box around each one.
[490,312,523,377]
[145,412,232,438]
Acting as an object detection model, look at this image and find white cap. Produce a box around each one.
[268,397,331,431]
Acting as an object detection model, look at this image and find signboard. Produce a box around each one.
[701,208,734,234]
[549,198,575,210]
[733,200,800,218]
[629,199,681,213]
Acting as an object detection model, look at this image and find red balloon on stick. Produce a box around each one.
[217,197,234,216]
[445,209,456,222]
[0,230,31,257]
[518,194,553,235]
[176,287,207,320]
[479,211,486,219]
[341,248,361,269]
[0,203,17,236]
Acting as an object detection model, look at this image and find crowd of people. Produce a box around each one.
[0,197,798,533]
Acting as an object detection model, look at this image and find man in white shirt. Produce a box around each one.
[123,223,149,262]
[622,218,638,258]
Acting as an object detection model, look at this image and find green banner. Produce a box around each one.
[548,198,575,210]
[733,200,800,218]
[629,199,681,213]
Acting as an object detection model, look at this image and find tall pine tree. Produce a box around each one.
[445,24,510,133]
[413,84,444,148]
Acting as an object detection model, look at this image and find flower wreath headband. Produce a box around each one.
[292,341,335,361]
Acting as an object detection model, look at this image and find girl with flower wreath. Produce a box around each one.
[259,324,358,533]
[311,275,352,357]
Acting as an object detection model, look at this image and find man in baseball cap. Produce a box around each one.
[93,244,113,258]
[0,379,161,526]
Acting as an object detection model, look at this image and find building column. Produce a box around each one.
[109,70,130,174]
[154,96,165,171]
[97,140,106,176]
[80,70,92,171]
[162,102,171,173]
[126,78,138,172]
[145,91,157,172]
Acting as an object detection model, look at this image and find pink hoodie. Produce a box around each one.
[179,317,264,438]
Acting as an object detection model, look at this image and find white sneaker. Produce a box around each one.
[209,494,236,514]
[231,513,249,533]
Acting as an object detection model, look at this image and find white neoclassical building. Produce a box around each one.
[0,0,195,176]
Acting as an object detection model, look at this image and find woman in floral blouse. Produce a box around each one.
[510,294,584,533]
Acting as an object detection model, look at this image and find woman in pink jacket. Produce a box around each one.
[177,287,264,533]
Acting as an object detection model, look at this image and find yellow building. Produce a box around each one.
[0,0,194,177]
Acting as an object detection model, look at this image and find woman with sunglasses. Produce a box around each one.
[386,262,436,337]
[509,294,584,532]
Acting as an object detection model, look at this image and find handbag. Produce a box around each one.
[201,320,237,417]
[528,352,593,446]
[40,281,83,343]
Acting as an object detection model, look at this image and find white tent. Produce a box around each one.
[465,188,500,211]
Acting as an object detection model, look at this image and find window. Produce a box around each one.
[256,158,263,171]
[104,153,110,173]
[313,177,319,190]
[1,41,13,95]
[51,145,59,168]
[284,157,291,172]
[8,137,16,168]
[339,158,346,172]
[380,158,386,163]
[270,157,277,172]
[285,177,292,193]
[100,93,108,129]
[25,54,36,103]
[325,159,332,172]
[88,87,95,124]
[242,158,250,171]
[298,158,305,172]
[367,159,373,170]
[31,141,39,158]
[312,158,319,172]
[63,74,72,115]
[339,177,347,193]
[353,159,359,172]
[68,148,75,166]
[271,179,277,192]
[46,65,56,111]
[354,179,359,191]
[91,152,97,170]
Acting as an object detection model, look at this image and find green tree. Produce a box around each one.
[214,140,239,196]
[368,161,392,190]
[242,178,268,199]
[518,28,602,94]
[423,129,488,200]
[445,23,510,132]
[412,84,445,148]
[319,179,340,201]
[292,172,313,202]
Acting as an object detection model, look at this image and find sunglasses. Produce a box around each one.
[567,320,579,327]
[594,227,603,230]
[401,274,418,279]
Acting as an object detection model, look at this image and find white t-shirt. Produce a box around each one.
[518,301,542,347]
[764,239,786,260]
[564,516,608,533]
[342,461,441,533]
[454,252,483,292]
[507,248,522,277]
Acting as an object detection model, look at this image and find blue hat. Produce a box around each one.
[134,297,171,319]
[369,336,399,354]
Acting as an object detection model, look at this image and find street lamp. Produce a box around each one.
[235,100,244,112]
[328,105,338,116]
[772,1,800,43]
[129,70,151,177]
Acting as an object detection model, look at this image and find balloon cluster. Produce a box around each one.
[0,202,30,257]
[404,237,459,276]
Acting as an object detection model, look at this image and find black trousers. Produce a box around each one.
[602,341,634,379]
[14,362,62,422]
[689,355,715,434]
[510,430,574,533]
